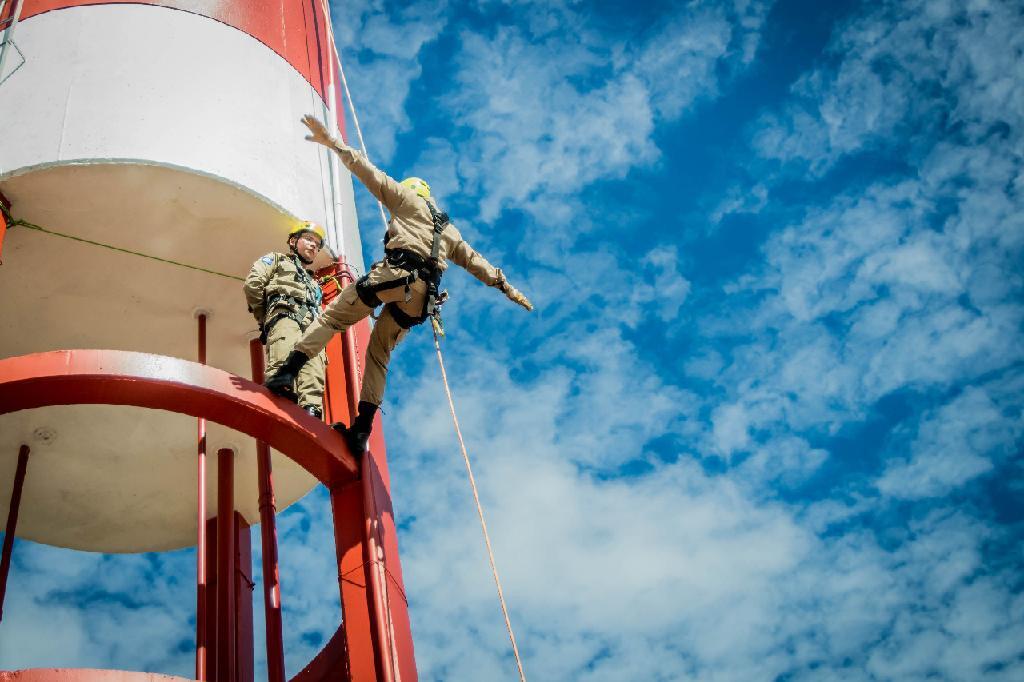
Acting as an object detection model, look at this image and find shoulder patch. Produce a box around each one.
[260,254,276,266]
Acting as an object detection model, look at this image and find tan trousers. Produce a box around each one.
[266,316,325,410]
[295,261,426,406]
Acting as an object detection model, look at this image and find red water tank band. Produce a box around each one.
[5,0,345,112]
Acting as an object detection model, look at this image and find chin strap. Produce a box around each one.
[291,248,315,267]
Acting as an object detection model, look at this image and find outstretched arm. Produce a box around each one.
[449,238,534,312]
[301,115,416,216]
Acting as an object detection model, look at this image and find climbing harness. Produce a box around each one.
[258,253,322,343]
[422,199,448,321]
[355,200,450,329]
[337,49,527,682]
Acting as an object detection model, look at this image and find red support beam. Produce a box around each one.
[0,444,30,621]
[204,517,218,682]
[319,285,377,680]
[0,190,10,265]
[0,207,8,266]
[290,624,350,682]
[360,462,397,682]
[196,312,209,681]
[249,339,286,682]
[363,429,417,682]
[336,265,397,682]
[319,268,376,675]
[235,513,255,682]
[216,448,237,682]
[319,259,417,681]
[329,480,378,682]
[322,265,392,681]
[207,510,255,682]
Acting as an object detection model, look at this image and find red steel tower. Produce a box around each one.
[0,0,417,680]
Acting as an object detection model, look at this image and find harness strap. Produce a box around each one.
[423,201,448,319]
[261,308,313,344]
[266,292,312,310]
[355,271,418,307]
[258,253,322,343]
[265,309,312,332]
[382,302,417,329]
[358,202,449,327]
[385,248,430,272]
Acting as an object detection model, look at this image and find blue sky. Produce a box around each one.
[3,0,1024,680]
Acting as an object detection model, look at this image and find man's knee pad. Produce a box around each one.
[355,274,383,307]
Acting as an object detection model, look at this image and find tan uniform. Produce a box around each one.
[294,143,506,406]
[243,252,326,410]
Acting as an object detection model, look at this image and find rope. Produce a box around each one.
[432,328,528,682]
[333,46,528,675]
[3,213,243,281]
[331,43,404,682]
[335,54,391,234]
[334,42,528,682]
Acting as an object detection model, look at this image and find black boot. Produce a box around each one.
[332,401,378,457]
[304,405,323,420]
[264,350,310,401]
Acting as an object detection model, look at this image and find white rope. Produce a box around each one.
[335,53,391,234]
[432,330,528,682]
[322,14,402,682]
[334,46,528,682]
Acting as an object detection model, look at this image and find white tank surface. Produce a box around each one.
[0,2,363,552]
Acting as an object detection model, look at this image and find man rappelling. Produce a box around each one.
[264,114,533,456]
[244,221,328,418]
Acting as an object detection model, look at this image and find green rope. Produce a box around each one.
[2,211,243,282]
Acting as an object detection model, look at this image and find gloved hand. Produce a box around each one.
[504,284,534,311]
[494,269,534,312]
[301,114,338,149]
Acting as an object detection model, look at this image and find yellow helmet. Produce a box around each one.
[288,221,325,247]
[401,176,431,198]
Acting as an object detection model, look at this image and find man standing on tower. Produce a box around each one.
[244,221,328,419]
[265,115,533,455]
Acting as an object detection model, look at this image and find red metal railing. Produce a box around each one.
[0,339,415,682]
[196,312,209,681]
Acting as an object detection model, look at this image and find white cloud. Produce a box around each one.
[386,349,815,680]
[879,376,1024,499]
[383,334,1024,679]
[0,545,195,674]
[714,136,1024,432]
[712,402,750,456]
[738,435,829,489]
[710,182,769,224]
[753,0,1024,174]
[626,247,692,325]
[387,0,1024,656]
[329,0,448,162]
[444,1,773,230]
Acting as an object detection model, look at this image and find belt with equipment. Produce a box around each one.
[354,200,450,330]
[260,293,317,343]
[354,248,444,329]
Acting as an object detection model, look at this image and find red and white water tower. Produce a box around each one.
[0,1,417,680]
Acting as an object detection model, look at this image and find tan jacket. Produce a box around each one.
[333,144,503,286]
[243,252,322,325]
